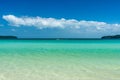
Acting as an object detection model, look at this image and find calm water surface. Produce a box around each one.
[0,40,120,80]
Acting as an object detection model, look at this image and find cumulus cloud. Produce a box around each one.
[2,15,120,32]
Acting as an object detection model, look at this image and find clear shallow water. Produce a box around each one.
[0,40,120,80]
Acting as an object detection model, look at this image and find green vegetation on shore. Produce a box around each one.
[101,35,120,39]
[0,36,17,39]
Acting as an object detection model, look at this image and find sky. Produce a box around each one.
[1,0,120,38]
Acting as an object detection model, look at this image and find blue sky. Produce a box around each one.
[1,0,120,38]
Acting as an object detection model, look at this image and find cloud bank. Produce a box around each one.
[2,15,120,33]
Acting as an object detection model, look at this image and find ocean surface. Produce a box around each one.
[0,40,120,80]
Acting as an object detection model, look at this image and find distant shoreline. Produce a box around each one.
[1,35,120,40]
[0,37,101,40]
[0,36,18,39]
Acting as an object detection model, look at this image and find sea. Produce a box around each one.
[0,40,120,80]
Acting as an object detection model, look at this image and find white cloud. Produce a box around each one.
[2,15,120,32]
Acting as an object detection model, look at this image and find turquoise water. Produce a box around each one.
[0,40,120,80]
